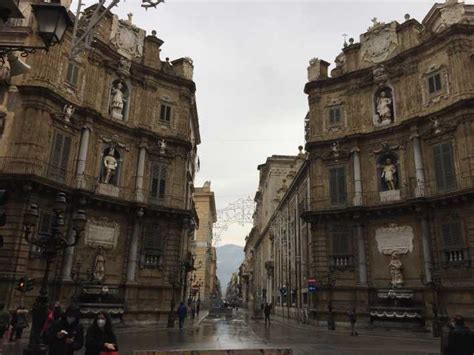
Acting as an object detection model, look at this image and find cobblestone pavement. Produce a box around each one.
[1,310,440,355]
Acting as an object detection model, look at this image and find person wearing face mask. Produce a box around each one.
[85,311,118,355]
[47,304,84,355]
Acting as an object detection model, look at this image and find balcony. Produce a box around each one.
[307,175,474,215]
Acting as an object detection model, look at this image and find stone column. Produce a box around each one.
[352,147,363,206]
[127,209,143,282]
[62,227,75,281]
[421,216,432,283]
[356,224,368,285]
[135,145,146,202]
[76,125,91,189]
[411,131,425,197]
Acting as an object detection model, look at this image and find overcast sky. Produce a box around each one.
[73,0,457,246]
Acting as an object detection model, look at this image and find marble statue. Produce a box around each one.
[389,252,403,287]
[159,139,166,155]
[0,57,11,81]
[381,158,397,190]
[63,104,75,123]
[110,82,126,119]
[103,147,118,184]
[93,247,106,282]
[376,91,393,124]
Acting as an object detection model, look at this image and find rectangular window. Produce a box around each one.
[329,167,347,205]
[160,104,172,123]
[150,163,167,202]
[428,73,442,94]
[328,107,341,126]
[66,62,79,87]
[142,224,163,267]
[331,226,353,268]
[433,142,456,192]
[441,221,466,264]
[48,132,71,183]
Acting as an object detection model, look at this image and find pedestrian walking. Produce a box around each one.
[443,315,474,355]
[196,299,200,316]
[264,302,272,326]
[9,305,28,341]
[348,308,358,336]
[0,303,10,352]
[191,300,196,320]
[177,302,187,329]
[41,305,55,344]
[53,301,63,321]
[47,304,84,355]
[85,311,118,355]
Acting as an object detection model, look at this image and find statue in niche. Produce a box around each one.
[63,104,75,123]
[93,246,106,282]
[159,139,167,155]
[389,252,403,287]
[381,158,398,190]
[110,81,127,119]
[374,87,394,126]
[102,147,118,184]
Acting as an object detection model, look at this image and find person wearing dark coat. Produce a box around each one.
[9,306,28,341]
[444,315,474,355]
[85,311,118,355]
[47,304,84,355]
[264,302,272,326]
[177,302,187,329]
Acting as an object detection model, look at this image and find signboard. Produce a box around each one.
[308,278,317,293]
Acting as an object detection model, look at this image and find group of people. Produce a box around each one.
[0,302,119,355]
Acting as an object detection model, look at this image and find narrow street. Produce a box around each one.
[2,311,440,354]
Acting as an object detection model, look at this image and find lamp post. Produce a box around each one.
[0,2,72,57]
[22,192,87,355]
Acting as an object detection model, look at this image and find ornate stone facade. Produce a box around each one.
[302,0,474,329]
[0,8,199,323]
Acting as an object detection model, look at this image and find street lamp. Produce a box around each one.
[22,192,87,355]
[0,2,72,57]
[31,3,72,48]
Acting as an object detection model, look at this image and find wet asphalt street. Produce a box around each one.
[1,310,439,355]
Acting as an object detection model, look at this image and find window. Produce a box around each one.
[150,163,168,202]
[330,226,353,269]
[160,104,172,123]
[441,220,466,264]
[142,224,163,267]
[66,62,79,87]
[329,167,347,205]
[48,132,71,183]
[433,142,456,192]
[428,73,442,94]
[328,107,341,126]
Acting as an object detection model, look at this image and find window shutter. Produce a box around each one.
[150,163,160,199]
[330,169,338,204]
[160,105,166,121]
[442,143,456,190]
[434,74,442,91]
[49,133,64,180]
[332,227,351,255]
[433,144,444,189]
[166,106,171,122]
[143,224,162,255]
[428,76,435,94]
[442,222,463,249]
[59,136,71,180]
[337,167,347,203]
[159,165,167,198]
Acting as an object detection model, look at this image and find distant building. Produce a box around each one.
[192,181,217,306]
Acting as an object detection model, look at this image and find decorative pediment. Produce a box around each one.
[360,21,399,64]
[422,117,457,143]
[371,141,403,156]
[110,14,146,59]
[321,142,351,162]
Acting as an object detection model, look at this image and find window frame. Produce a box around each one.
[141,224,164,268]
[329,166,347,206]
[149,162,168,203]
[427,72,442,95]
[433,141,457,192]
[65,61,80,87]
[439,216,469,267]
[328,106,342,126]
[159,103,172,124]
[47,131,72,184]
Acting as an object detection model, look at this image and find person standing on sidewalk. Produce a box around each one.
[0,303,10,352]
[264,302,272,326]
[85,312,118,355]
[47,304,84,355]
[9,305,28,341]
[177,302,187,329]
[443,315,474,355]
[348,308,358,336]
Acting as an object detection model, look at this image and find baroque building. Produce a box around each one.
[191,181,217,307]
[303,0,474,328]
[0,6,200,323]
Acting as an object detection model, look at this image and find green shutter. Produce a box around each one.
[442,222,463,249]
[337,167,347,204]
[434,142,456,191]
[59,136,71,181]
[143,224,162,255]
[330,169,338,204]
[159,165,167,198]
[150,164,160,199]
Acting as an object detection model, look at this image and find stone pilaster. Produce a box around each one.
[135,145,147,202]
[356,224,368,285]
[76,124,92,189]
[411,129,425,197]
[352,147,363,206]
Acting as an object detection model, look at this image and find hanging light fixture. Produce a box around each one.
[31,2,72,49]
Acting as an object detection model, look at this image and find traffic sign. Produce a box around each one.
[308,278,317,293]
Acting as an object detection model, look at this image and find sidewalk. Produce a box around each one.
[245,309,437,342]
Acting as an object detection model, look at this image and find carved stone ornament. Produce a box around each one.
[62,104,75,123]
[117,56,132,76]
[375,224,414,255]
[389,252,404,287]
[437,1,465,33]
[373,65,387,83]
[110,14,146,59]
[100,135,129,151]
[321,142,350,161]
[360,21,399,64]
[371,142,402,155]
[93,246,106,282]
[85,218,120,250]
